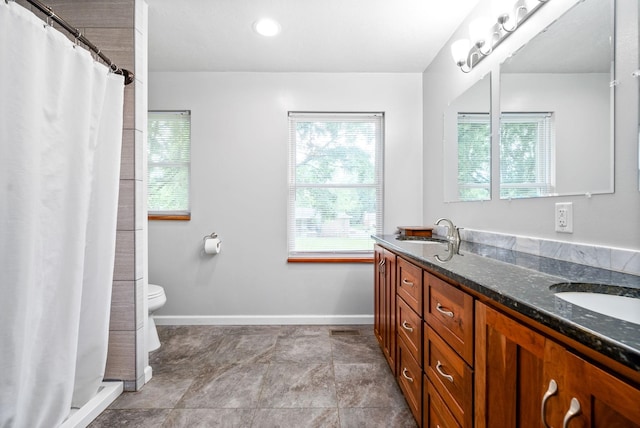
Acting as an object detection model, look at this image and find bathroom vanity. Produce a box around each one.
[373,235,640,427]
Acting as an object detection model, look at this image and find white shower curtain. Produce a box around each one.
[0,2,124,427]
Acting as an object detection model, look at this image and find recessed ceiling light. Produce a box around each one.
[253,18,281,37]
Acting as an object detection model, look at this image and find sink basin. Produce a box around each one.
[554,291,640,325]
[396,237,447,245]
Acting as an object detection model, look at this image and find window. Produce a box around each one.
[148,110,191,220]
[457,113,491,201]
[288,112,384,261]
[500,112,555,199]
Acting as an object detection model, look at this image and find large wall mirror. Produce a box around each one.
[499,0,615,199]
[443,74,491,202]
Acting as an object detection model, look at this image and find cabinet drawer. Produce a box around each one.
[425,273,474,365]
[425,327,473,428]
[397,335,423,425]
[397,296,422,363]
[424,377,461,428]
[397,257,423,315]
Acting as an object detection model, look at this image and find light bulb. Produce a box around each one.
[451,39,471,65]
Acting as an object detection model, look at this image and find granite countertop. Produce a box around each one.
[373,234,640,373]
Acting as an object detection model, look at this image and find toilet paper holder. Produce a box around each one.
[203,232,219,242]
[203,232,222,255]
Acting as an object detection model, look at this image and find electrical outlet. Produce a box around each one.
[555,202,573,233]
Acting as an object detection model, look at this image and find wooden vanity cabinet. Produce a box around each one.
[377,244,640,428]
[374,244,396,374]
[476,302,640,428]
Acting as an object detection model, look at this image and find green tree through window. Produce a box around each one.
[288,113,383,257]
[148,111,191,216]
[500,112,554,199]
[457,113,491,201]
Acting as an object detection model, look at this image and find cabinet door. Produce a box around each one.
[374,245,396,374]
[397,257,423,315]
[398,335,423,425]
[544,341,640,428]
[374,245,384,345]
[475,302,546,428]
[397,296,422,363]
[425,377,461,428]
[383,249,397,373]
[425,273,474,365]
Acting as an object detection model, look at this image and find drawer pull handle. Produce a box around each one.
[562,398,581,428]
[435,361,454,383]
[436,302,454,318]
[541,379,558,428]
[402,278,414,287]
[401,320,414,332]
[402,368,414,383]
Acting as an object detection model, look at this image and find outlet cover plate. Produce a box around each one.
[555,202,573,233]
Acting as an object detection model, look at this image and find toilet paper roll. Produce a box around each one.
[204,237,221,254]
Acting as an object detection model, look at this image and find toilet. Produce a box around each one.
[147,284,167,352]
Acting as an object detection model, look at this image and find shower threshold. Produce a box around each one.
[61,381,123,428]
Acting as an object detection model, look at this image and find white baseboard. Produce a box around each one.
[144,365,153,384]
[154,314,374,326]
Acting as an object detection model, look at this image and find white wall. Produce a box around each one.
[423,0,640,250]
[148,72,423,320]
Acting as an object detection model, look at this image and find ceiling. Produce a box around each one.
[146,0,481,73]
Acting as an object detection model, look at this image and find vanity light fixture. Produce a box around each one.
[451,0,551,73]
[253,18,281,37]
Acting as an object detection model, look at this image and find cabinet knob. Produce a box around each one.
[562,398,581,428]
[541,379,558,428]
[401,320,414,332]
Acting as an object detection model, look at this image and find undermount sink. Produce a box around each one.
[396,237,447,245]
[552,283,640,325]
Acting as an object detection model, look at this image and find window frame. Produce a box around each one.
[147,110,192,221]
[287,111,384,263]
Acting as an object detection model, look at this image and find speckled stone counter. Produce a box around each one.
[373,234,640,373]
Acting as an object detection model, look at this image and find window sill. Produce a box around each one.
[287,257,373,264]
[148,214,191,221]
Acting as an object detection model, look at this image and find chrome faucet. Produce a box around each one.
[435,218,461,247]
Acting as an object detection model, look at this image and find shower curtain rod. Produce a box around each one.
[21,0,135,85]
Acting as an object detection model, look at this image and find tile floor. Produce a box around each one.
[90,325,418,428]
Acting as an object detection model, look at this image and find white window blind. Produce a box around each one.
[500,112,555,199]
[457,113,491,201]
[288,112,384,259]
[148,110,191,216]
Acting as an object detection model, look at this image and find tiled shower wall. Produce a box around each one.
[18,0,147,391]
